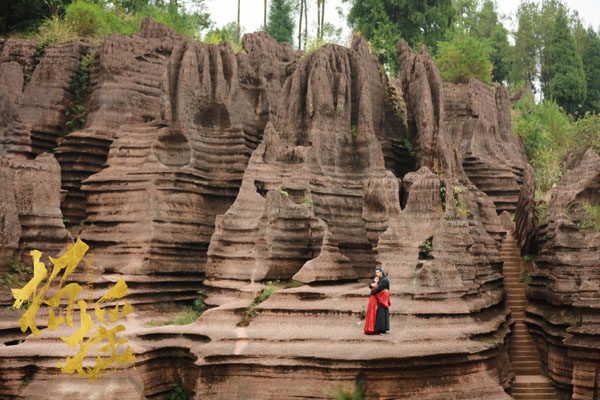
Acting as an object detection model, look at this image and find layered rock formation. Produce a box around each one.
[397,41,529,216]
[194,38,518,399]
[526,149,600,400]
[78,24,299,279]
[0,22,539,400]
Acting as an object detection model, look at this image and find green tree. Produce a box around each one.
[346,0,455,74]
[488,24,510,83]
[544,10,586,114]
[434,29,492,83]
[579,28,600,114]
[510,1,539,85]
[267,0,295,45]
[453,0,511,84]
[0,0,73,34]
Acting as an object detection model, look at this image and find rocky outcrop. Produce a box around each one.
[78,28,299,278]
[397,41,529,215]
[0,23,536,400]
[56,19,182,225]
[525,149,600,400]
[194,37,516,399]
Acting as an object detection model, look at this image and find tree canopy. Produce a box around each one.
[544,10,586,114]
[267,0,295,45]
[345,0,454,73]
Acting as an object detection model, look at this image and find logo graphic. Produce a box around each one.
[11,238,135,381]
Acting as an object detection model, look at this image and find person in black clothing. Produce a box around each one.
[370,267,390,335]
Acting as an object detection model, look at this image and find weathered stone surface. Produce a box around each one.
[397,41,529,215]
[79,30,299,278]
[19,41,88,155]
[0,86,32,159]
[0,39,40,79]
[0,160,21,277]
[525,149,600,400]
[0,23,537,400]
[1,154,70,259]
[56,19,181,225]
[196,37,515,399]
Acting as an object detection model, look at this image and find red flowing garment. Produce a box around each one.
[364,284,391,334]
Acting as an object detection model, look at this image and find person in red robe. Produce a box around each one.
[364,270,391,335]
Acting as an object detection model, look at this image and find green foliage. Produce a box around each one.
[0,0,73,36]
[35,14,77,47]
[169,383,187,400]
[66,49,95,133]
[267,0,295,45]
[570,112,600,158]
[359,308,366,320]
[2,259,33,290]
[512,93,570,197]
[544,10,586,115]
[239,280,286,326]
[578,28,600,115]
[510,0,539,85]
[535,201,548,223]
[434,30,492,84]
[453,0,511,83]
[346,0,454,74]
[302,196,313,208]
[28,0,213,41]
[193,290,206,314]
[578,201,600,232]
[519,265,532,284]
[280,190,289,197]
[333,380,365,400]
[418,240,433,259]
[488,24,511,83]
[203,21,242,53]
[258,281,276,303]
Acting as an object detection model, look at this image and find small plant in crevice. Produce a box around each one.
[169,382,187,400]
[535,201,548,223]
[519,266,532,284]
[418,239,434,260]
[333,374,366,400]
[302,196,313,208]
[359,308,366,321]
[279,190,289,197]
[239,280,292,326]
[2,259,33,290]
[66,49,95,133]
[453,186,470,217]
[351,124,358,138]
[578,200,600,232]
[440,186,447,211]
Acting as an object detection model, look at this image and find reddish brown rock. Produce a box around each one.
[525,149,600,400]
[397,41,530,215]
[196,37,515,399]
[0,25,536,400]
[19,41,88,155]
[79,31,299,278]
[56,19,181,225]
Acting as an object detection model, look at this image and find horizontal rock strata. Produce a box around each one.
[526,149,600,400]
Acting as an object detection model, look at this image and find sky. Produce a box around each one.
[191,0,600,44]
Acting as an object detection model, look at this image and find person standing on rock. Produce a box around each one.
[364,267,390,335]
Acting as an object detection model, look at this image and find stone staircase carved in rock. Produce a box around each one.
[501,231,557,400]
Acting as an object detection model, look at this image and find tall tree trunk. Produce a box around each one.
[303,0,308,51]
[237,0,241,43]
[320,0,325,39]
[317,0,321,41]
[298,0,303,49]
[264,0,267,30]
